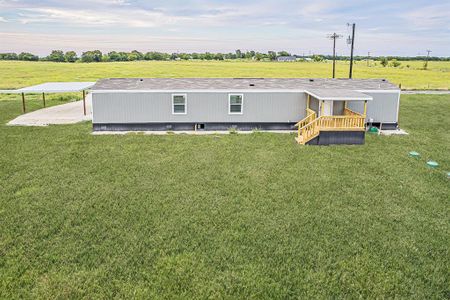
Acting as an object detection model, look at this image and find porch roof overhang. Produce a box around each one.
[305,88,373,101]
[0,82,96,94]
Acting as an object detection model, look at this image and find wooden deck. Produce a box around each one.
[295,107,366,145]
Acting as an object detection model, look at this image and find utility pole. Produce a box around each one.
[424,49,432,70]
[327,33,342,78]
[347,23,356,78]
[367,52,370,67]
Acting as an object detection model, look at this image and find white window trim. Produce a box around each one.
[228,93,244,115]
[172,93,187,115]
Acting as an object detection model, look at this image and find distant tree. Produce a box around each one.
[127,53,139,61]
[0,53,18,60]
[130,50,144,60]
[379,57,388,67]
[144,52,167,60]
[389,59,401,67]
[243,51,255,59]
[277,51,290,57]
[47,50,65,62]
[226,52,237,59]
[64,51,77,62]
[214,53,224,60]
[178,53,191,60]
[117,52,129,61]
[101,54,110,62]
[312,55,324,62]
[108,51,121,61]
[204,52,213,60]
[268,51,277,60]
[81,51,94,63]
[255,52,264,61]
[92,50,103,62]
[81,50,102,62]
[235,49,242,59]
[18,52,39,61]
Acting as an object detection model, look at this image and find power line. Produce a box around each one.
[424,49,432,70]
[347,23,356,79]
[327,33,342,78]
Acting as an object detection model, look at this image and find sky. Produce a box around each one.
[0,0,449,57]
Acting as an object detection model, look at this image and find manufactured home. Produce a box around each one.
[277,56,297,62]
[91,78,400,145]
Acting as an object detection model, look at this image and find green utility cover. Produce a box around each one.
[427,161,439,168]
[369,127,378,133]
[409,151,420,158]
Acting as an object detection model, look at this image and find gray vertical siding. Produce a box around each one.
[309,97,320,113]
[92,90,399,125]
[92,92,307,124]
[348,91,400,123]
[333,101,345,115]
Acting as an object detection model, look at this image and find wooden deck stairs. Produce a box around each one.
[295,108,366,145]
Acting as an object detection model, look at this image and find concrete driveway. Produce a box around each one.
[7,94,92,126]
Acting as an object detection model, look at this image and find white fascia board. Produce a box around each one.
[90,89,307,93]
[0,89,91,94]
[305,90,373,101]
[90,89,398,97]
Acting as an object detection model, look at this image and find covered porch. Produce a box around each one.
[295,89,372,145]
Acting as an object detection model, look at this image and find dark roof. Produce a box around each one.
[92,78,399,91]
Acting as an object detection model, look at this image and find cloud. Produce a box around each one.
[0,0,448,56]
[402,3,450,30]
[18,7,192,28]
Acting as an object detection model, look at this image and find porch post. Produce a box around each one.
[363,100,367,117]
[82,90,86,116]
[344,100,347,109]
[321,100,324,116]
[306,94,310,110]
[21,92,26,113]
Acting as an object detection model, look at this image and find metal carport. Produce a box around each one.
[0,82,95,114]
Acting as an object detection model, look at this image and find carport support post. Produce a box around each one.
[21,92,26,113]
[42,92,46,107]
[363,100,367,117]
[82,90,86,116]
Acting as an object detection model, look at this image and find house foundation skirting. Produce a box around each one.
[307,131,366,145]
[93,122,298,131]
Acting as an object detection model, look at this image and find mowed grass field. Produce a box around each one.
[0,63,449,298]
[0,60,449,90]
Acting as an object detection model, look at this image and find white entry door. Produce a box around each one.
[321,100,333,116]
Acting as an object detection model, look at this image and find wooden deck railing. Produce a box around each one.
[343,107,363,117]
[295,108,316,129]
[296,114,366,144]
[319,115,366,130]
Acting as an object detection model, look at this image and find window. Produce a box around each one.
[229,94,243,114]
[172,94,187,114]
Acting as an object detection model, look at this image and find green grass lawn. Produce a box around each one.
[0,91,449,298]
[0,60,449,90]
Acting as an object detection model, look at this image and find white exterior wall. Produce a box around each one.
[92,92,307,124]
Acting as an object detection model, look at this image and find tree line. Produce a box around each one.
[0,50,448,63]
